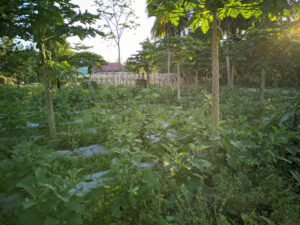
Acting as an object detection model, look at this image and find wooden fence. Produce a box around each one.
[90,72,177,87]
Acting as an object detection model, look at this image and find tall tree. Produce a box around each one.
[158,36,193,99]
[70,51,106,89]
[3,0,103,138]
[0,46,39,84]
[147,0,294,146]
[126,38,157,87]
[70,52,106,74]
[95,0,138,69]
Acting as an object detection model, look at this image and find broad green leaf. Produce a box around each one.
[65,202,85,214]
[192,159,213,172]
[112,198,123,219]
[200,18,210,34]
[290,171,300,184]
[23,199,37,210]
[259,216,276,225]
[160,144,173,153]
[141,170,159,188]
[34,167,47,179]
[86,186,106,200]
[17,208,42,225]
[17,176,36,197]
[44,217,56,225]
[64,213,83,225]
[268,13,277,21]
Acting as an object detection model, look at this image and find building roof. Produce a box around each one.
[99,63,126,72]
[77,66,98,74]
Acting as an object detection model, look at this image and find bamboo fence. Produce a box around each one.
[91,72,177,87]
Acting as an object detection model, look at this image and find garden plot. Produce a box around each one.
[239,87,278,93]
[49,140,159,196]
[69,170,109,195]
[51,144,109,158]
[0,194,17,214]
[4,109,93,130]
[59,111,95,126]
[1,144,109,212]
[1,108,97,139]
[3,138,155,199]
[69,161,158,196]
[57,128,97,136]
[147,132,176,143]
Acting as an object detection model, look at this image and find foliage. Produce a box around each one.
[4,0,105,138]
[229,27,300,87]
[1,0,300,223]
[126,38,157,74]
[69,52,107,74]
[1,143,89,225]
[1,84,299,225]
[0,38,39,83]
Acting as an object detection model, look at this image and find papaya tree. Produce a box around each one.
[3,0,103,138]
[0,39,39,83]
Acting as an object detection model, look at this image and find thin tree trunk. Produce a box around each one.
[195,70,199,89]
[56,77,61,90]
[117,40,121,71]
[260,67,265,103]
[231,64,234,89]
[88,73,94,90]
[177,62,180,100]
[226,24,231,89]
[167,50,171,75]
[226,55,231,88]
[146,72,150,88]
[41,42,56,139]
[211,10,220,139]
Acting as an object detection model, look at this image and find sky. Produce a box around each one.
[68,0,155,63]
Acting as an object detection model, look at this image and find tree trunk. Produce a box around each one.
[211,10,220,139]
[260,67,265,103]
[177,62,180,100]
[195,70,199,89]
[231,64,234,89]
[56,77,61,90]
[226,55,231,88]
[117,40,121,71]
[167,50,171,75]
[88,73,94,90]
[41,42,56,139]
[226,24,232,89]
[146,72,150,88]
